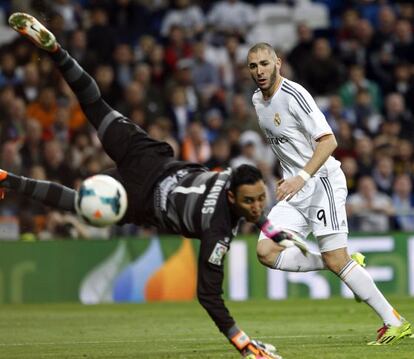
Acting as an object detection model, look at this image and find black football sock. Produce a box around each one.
[2,172,76,212]
[49,46,115,131]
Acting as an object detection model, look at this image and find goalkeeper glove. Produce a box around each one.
[257,217,308,255]
[229,329,282,359]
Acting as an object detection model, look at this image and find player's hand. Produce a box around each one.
[276,175,305,201]
[241,339,282,359]
[230,329,282,359]
[272,228,308,255]
[258,218,309,256]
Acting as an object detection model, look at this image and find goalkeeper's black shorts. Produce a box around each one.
[100,117,196,226]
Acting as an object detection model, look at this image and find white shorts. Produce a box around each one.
[259,168,349,252]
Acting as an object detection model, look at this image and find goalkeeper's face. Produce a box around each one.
[227,180,267,223]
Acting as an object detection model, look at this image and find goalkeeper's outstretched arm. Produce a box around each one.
[196,236,281,358]
[0,169,76,212]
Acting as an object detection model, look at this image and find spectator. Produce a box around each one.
[334,120,356,160]
[181,121,211,163]
[392,174,414,232]
[134,34,156,63]
[226,94,260,134]
[167,58,198,113]
[383,92,414,139]
[384,62,413,107]
[0,85,16,121]
[87,7,117,61]
[341,156,359,195]
[339,64,382,111]
[206,0,255,45]
[372,156,395,196]
[394,139,413,175]
[203,108,223,142]
[160,0,205,40]
[67,29,97,72]
[147,43,168,88]
[20,119,44,170]
[337,8,360,42]
[302,38,343,97]
[133,62,165,116]
[393,19,414,63]
[206,35,249,92]
[147,116,180,158]
[94,64,122,108]
[338,19,374,68]
[0,52,21,87]
[354,136,375,176]
[347,176,395,232]
[108,0,150,44]
[0,97,27,144]
[26,87,58,136]
[164,25,193,73]
[372,6,396,51]
[15,62,41,102]
[287,23,314,82]
[112,43,135,88]
[52,0,78,32]
[324,95,356,133]
[167,85,196,142]
[373,118,401,158]
[191,41,220,106]
[353,88,382,136]
[69,131,96,171]
[42,140,75,187]
[0,141,22,174]
[203,136,231,172]
[117,81,147,118]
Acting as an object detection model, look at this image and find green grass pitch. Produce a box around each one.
[0,297,413,358]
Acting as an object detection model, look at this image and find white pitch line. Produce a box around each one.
[0,334,359,347]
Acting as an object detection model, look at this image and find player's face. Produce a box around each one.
[247,49,281,92]
[228,180,267,223]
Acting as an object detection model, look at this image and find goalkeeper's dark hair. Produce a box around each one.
[229,165,263,193]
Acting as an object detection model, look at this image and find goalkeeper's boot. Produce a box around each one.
[0,169,8,200]
[8,12,58,52]
[367,319,412,345]
[350,252,366,302]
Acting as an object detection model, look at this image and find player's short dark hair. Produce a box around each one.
[229,165,263,193]
[248,42,275,55]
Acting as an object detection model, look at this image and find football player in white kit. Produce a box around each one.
[247,42,412,345]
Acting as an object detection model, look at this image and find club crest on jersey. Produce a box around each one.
[274,113,281,126]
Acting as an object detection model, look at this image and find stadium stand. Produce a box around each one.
[0,0,413,239]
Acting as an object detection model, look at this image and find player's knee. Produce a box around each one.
[256,239,283,267]
[321,248,350,274]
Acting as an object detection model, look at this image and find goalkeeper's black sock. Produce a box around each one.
[49,46,113,131]
[1,172,76,212]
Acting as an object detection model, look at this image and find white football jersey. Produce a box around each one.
[252,78,341,178]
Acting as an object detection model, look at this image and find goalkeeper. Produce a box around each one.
[0,12,310,359]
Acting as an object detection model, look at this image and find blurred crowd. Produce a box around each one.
[0,0,413,240]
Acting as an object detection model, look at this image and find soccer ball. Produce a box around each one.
[75,175,128,227]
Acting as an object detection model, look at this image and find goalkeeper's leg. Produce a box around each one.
[8,12,146,166]
[0,169,76,212]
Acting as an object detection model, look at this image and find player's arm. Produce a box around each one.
[0,169,76,212]
[197,235,279,358]
[302,133,337,177]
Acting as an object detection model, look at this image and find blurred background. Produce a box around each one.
[0,0,413,241]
